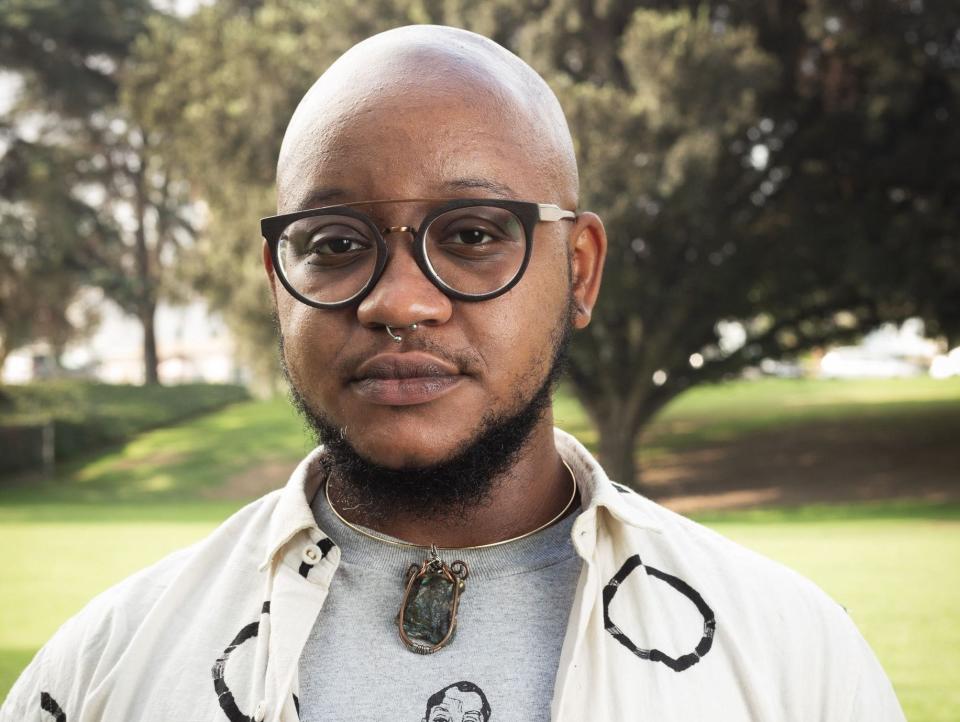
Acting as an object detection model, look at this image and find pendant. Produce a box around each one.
[397,544,469,654]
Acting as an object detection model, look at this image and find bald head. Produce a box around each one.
[276,25,579,211]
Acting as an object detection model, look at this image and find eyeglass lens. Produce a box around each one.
[275,205,527,304]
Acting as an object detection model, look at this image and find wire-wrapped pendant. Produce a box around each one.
[397,545,469,654]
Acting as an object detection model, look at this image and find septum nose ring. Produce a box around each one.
[385,324,418,343]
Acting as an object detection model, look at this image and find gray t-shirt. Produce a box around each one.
[298,485,582,722]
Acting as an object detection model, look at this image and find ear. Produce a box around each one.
[568,211,607,329]
[262,238,279,304]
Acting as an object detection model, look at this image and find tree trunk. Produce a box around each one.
[595,415,641,489]
[140,300,159,385]
[132,155,160,386]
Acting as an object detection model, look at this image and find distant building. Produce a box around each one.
[819,319,943,380]
[1,298,245,386]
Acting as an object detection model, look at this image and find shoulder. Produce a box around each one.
[0,490,283,721]
[609,488,852,633]
[598,488,903,719]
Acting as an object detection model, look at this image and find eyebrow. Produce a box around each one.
[292,177,518,212]
[442,177,518,198]
[296,188,346,210]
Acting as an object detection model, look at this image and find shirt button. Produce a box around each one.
[302,546,319,564]
[253,700,266,721]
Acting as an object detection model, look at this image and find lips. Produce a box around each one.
[351,352,466,405]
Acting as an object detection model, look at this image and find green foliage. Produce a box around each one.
[531,1,960,484]
[0,381,249,474]
[0,380,247,426]
[12,0,957,482]
[0,147,94,364]
[0,0,151,116]
[0,0,196,383]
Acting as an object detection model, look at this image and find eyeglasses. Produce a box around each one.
[260,198,577,309]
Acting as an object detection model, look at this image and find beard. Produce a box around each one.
[281,296,575,521]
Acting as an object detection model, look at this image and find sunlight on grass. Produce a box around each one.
[712,517,960,722]
[0,520,220,649]
[1,377,959,719]
[0,397,312,505]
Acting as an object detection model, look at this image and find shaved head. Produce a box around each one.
[276,24,579,211]
[266,24,607,524]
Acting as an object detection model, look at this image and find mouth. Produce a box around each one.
[350,352,467,406]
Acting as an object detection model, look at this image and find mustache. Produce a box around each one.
[273,312,484,383]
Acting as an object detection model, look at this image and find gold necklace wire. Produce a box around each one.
[324,459,579,551]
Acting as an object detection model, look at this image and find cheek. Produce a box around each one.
[476,245,569,389]
[278,300,344,386]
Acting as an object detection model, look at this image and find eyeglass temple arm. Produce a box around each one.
[538,204,577,222]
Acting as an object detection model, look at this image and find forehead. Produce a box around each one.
[278,86,550,214]
[438,688,483,711]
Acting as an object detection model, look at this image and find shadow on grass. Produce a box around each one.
[0,500,249,524]
[0,397,312,508]
[691,500,960,525]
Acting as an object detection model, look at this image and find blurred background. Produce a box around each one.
[0,0,958,718]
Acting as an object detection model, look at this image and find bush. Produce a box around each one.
[0,382,249,474]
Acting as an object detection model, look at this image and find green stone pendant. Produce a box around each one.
[397,545,468,654]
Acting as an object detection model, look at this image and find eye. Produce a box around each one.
[309,235,368,255]
[429,209,520,249]
[451,228,495,245]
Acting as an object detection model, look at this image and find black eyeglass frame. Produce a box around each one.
[260,197,577,309]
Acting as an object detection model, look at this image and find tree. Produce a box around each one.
[129,0,960,485]
[0,131,106,370]
[0,0,193,384]
[125,1,425,383]
[516,0,960,485]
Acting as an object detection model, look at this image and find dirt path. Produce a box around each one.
[643,420,960,514]
[205,419,960,514]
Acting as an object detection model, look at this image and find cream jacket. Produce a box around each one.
[2,429,905,722]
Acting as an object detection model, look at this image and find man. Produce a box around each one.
[423,682,491,722]
[2,25,905,722]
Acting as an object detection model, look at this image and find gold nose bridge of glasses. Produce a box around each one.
[381,225,417,236]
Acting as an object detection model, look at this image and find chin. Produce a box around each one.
[346,427,467,470]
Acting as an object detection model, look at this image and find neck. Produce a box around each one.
[327,422,576,548]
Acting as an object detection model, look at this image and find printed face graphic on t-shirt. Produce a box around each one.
[426,688,486,722]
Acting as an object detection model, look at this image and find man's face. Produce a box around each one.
[271,80,576,470]
[426,688,486,722]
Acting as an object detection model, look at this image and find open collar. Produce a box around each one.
[258,448,327,571]
[260,427,663,570]
[553,428,663,536]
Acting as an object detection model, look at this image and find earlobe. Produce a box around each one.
[262,239,279,302]
[569,212,607,329]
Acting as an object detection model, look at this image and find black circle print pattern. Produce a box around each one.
[422,681,492,722]
[211,620,260,722]
[40,691,66,722]
[211,603,302,722]
[603,554,716,672]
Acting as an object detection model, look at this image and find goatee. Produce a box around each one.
[282,301,574,521]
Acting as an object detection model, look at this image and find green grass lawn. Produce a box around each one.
[1,377,958,720]
[707,513,960,722]
[554,375,960,457]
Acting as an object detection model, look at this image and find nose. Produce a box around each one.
[356,228,454,331]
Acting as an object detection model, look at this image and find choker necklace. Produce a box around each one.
[324,459,578,654]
